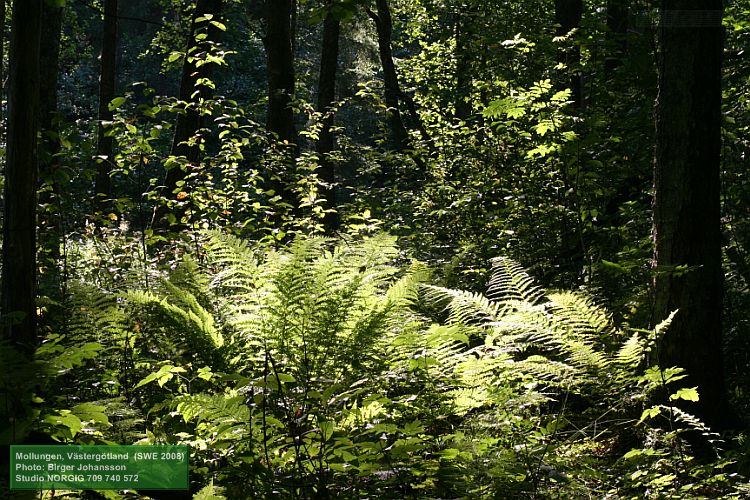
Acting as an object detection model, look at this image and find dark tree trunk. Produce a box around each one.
[1,0,42,356]
[0,0,5,132]
[94,0,119,212]
[605,0,628,73]
[153,0,223,228]
[39,1,62,177]
[262,0,298,212]
[290,0,298,57]
[454,11,473,120]
[367,0,409,151]
[38,0,63,280]
[316,3,340,233]
[264,0,297,146]
[167,0,223,173]
[554,0,583,107]
[652,0,727,431]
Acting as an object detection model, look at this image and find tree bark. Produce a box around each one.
[367,0,409,151]
[262,0,299,213]
[0,0,5,134]
[316,3,340,233]
[152,0,223,228]
[605,0,628,73]
[38,0,63,281]
[264,0,297,146]
[39,1,63,176]
[1,0,42,356]
[554,0,583,107]
[454,10,473,120]
[652,0,727,431]
[94,0,119,212]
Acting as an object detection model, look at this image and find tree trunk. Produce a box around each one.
[264,0,297,146]
[152,0,223,228]
[454,10,473,120]
[0,0,6,133]
[38,0,63,285]
[39,1,63,182]
[1,0,42,356]
[94,0,119,213]
[605,0,628,73]
[262,0,298,213]
[368,0,409,151]
[554,0,583,107]
[652,0,727,431]
[316,3,340,233]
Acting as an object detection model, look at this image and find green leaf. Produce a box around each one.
[669,387,699,402]
[44,411,83,438]
[600,259,628,274]
[638,406,661,423]
[72,403,111,427]
[192,479,224,500]
[275,373,296,383]
[534,120,552,136]
[167,51,184,63]
[622,448,643,460]
[439,448,460,460]
[197,366,214,381]
[319,421,334,442]
[108,97,127,111]
[210,20,227,31]
[135,364,184,389]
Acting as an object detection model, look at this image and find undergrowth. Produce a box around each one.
[3,228,747,498]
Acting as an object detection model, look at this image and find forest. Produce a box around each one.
[0,0,749,497]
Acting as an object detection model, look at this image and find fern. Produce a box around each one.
[487,256,546,305]
[125,282,225,370]
[204,231,419,385]
[419,256,652,414]
[173,392,250,431]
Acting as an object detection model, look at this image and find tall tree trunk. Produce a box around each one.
[38,0,63,286]
[94,0,119,213]
[454,10,473,120]
[605,0,628,73]
[316,3,340,233]
[152,0,223,228]
[263,0,298,212]
[0,0,6,135]
[290,0,298,57]
[264,0,297,146]
[554,0,583,107]
[652,1,727,432]
[39,1,63,186]
[1,0,42,355]
[367,0,409,151]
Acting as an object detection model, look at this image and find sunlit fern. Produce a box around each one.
[420,256,650,413]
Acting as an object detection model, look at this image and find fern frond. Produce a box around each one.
[385,262,430,306]
[421,256,645,406]
[387,323,469,382]
[514,356,582,386]
[173,392,251,443]
[487,257,546,305]
[421,285,502,325]
[125,286,224,368]
[546,291,613,337]
[615,332,646,369]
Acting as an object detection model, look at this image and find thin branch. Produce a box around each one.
[75,0,170,28]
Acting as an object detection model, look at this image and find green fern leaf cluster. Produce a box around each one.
[420,255,651,412]
[205,231,416,383]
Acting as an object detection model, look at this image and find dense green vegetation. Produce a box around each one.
[0,0,749,497]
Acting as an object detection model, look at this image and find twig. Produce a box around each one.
[74,0,171,29]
